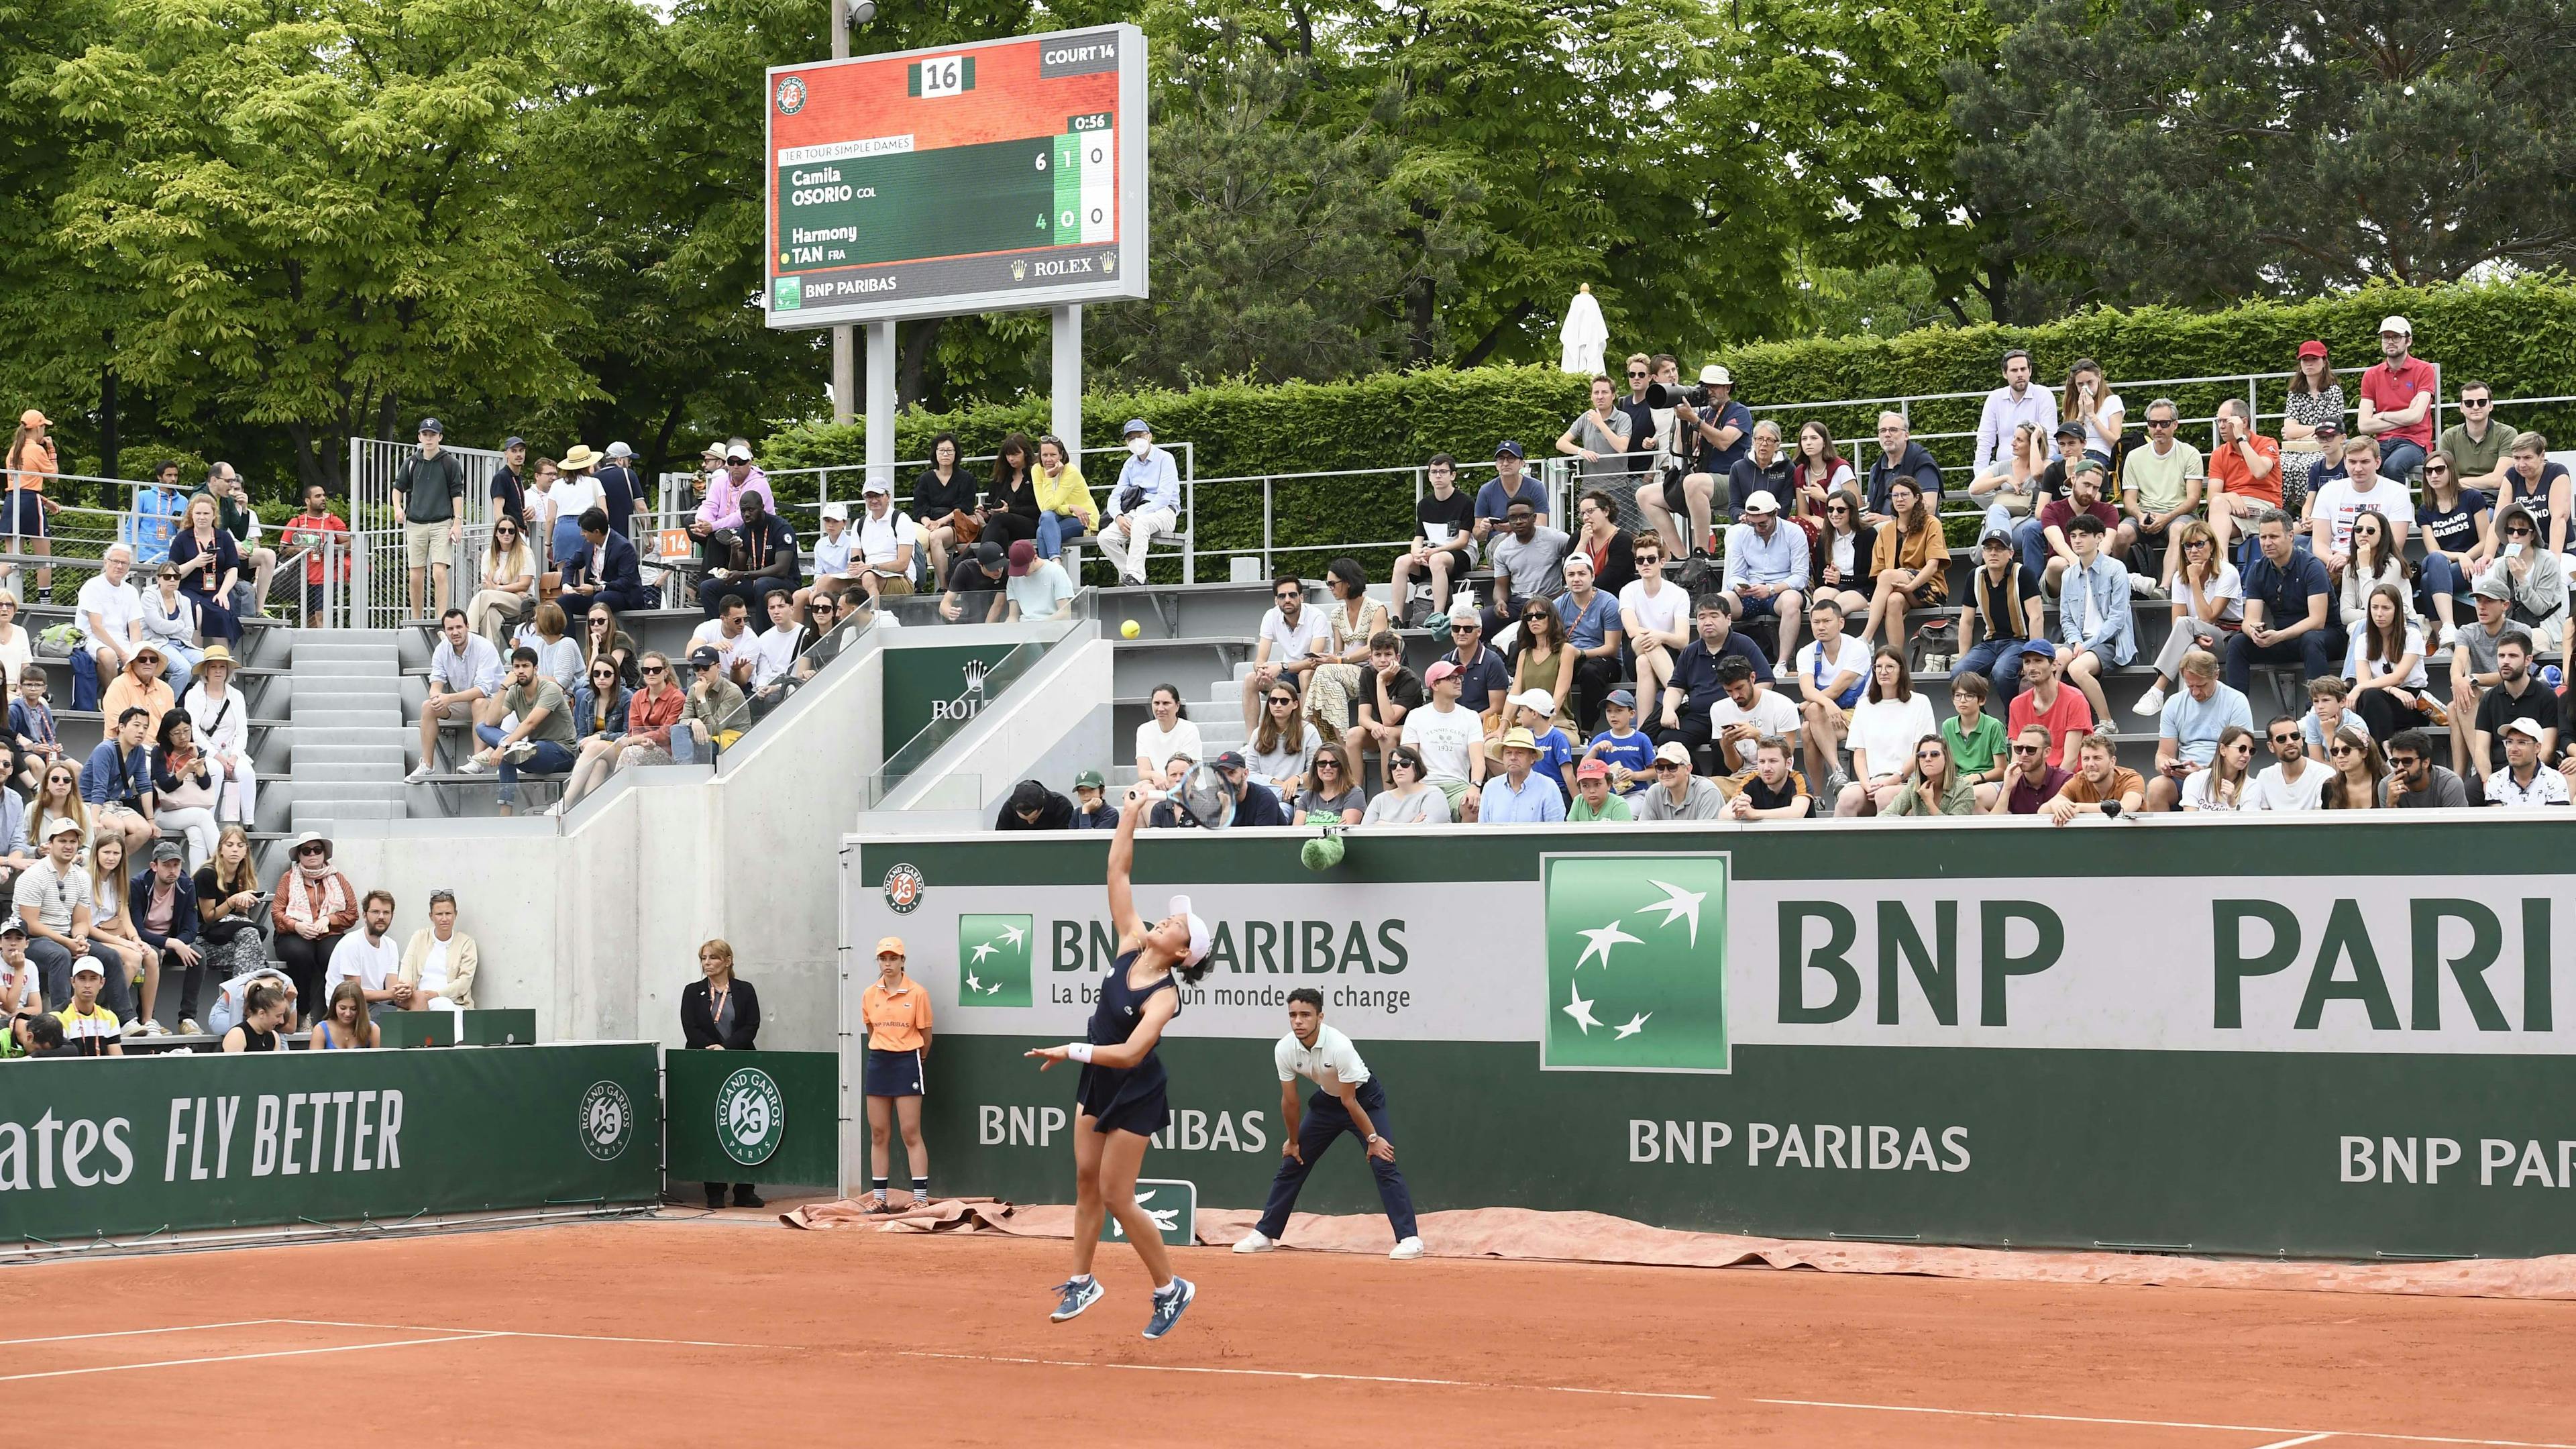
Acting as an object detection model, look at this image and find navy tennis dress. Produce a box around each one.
[1077,950,1180,1136]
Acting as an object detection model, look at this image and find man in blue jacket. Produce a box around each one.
[553,507,655,612]
[130,841,204,1034]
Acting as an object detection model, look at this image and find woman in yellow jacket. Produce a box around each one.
[1860,476,1948,651]
[396,889,478,1009]
[1032,434,1097,563]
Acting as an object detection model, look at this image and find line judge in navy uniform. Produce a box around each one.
[1231,987,1424,1260]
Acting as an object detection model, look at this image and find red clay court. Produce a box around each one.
[5,1214,2572,1448]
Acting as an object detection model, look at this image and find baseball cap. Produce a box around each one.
[2054,419,2087,442]
[606,441,633,459]
[1653,741,1693,767]
[503,435,527,449]
[1495,440,1526,460]
[71,959,102,979]
[1513,688,1556,715]
[725,445,754,463]
[1122,418,1151,437]
[2379,315,2412,337]
[2021,638,2057,659]
[972,539,1004,568]
[1212,750,1248,771]
[875,936,906,957]
[861,476,892,495]
[149,840,183,864]
[1169,895,1212,967]
[2297,340,2328,360]
[1073,769,1106,791]
[2503,716,2546,741]
[1981,525,2014,546]
[42,816,80,841]
[0,919,21,938]
[1575,758,1609,780]
[18,409,49,429]
[1423,660,1460,686]
[688,645,721,669]
[2313,418,2343,436]
[1605,688,1636,709]
[1698,364,1732,386]
[2473,571,2514,602]
[1741,490,1779,515]
[819,502,849,521]
[1006,539,1036,576]
[1499,727,1538,752]
[417,417,443,435]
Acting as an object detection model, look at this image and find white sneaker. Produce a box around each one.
[2133,684,2167,717]
[455,755,486,775]
[2432,624,2455,652]
[1389,1236,1426,1260]
[501,739,538,763]
[1231,1230,1276,1254]
[403,762,434,784]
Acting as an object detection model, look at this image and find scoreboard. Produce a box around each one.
[763,25,1148,328]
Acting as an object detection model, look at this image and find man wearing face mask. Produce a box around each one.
[1097,420,1182,586]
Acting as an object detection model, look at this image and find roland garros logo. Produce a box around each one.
[578,1081,635,1161]
[883,862,926,914]
[716,1067,788,1168]
[775,76,808,115]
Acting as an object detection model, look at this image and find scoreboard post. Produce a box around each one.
[765,25,1148,486]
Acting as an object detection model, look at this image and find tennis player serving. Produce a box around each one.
[1026,792,1212,1340]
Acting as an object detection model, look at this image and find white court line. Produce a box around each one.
[0,1320,279,1348]
[274,1318,763,1350]
[1754,1398,2576,1449]
[0,1332,506,1383]
[900,1350,1718,1403]
[2253,1435,2337,1449]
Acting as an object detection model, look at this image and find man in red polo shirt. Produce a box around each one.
[2357,314,2436,482]
[2004,641,2094,770]
[2205,398,2282,563]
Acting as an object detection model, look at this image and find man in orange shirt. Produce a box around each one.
[2045,732,2146,823]
[859,935,934,1214]
[2204,398,2283,564]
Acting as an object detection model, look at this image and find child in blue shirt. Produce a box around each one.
[1581,688,1657,796]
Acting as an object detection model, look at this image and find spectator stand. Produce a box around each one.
[345,435,510,632]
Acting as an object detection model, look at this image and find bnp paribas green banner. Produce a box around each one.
[847,820,2576,1259]
[0,1042,659,1242]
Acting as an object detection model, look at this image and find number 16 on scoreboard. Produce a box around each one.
[1051,121,1116,245]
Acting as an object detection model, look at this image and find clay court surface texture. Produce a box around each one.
[5,1211,2571,1449]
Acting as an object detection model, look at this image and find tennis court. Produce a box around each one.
[5,1215,2570,1448]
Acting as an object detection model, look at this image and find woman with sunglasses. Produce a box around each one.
[1247,684,1320,798]
[2346,581,2436,740]
[2132,519,2240,718]
[1884,733,1978,816]
[2490,502,2569,655]
[2496,432,2572,558]
[579,602,639,689]
[2320,723,2388,810]
[270,830,358,1026]
[1808,484,1874,619]
[169,494,242,647]
[140,565,203,689]
[1507,596,1573,731]
[1292,740,1366,824]
[1359,745,1450,824]
[1302,558,1387,742]
[2180,724,2257,811]
[2277,341,2343,513]
[2337,511,2416,633]
[468,515,539,645]
[555,656,634,814]
[2414,449,2492,645]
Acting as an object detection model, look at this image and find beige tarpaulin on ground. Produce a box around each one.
[780,1197,2576,1303]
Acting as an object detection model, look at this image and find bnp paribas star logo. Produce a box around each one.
[957,913,1033,1006]
[1542,855,1729,1073]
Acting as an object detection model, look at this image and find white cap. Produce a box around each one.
[1513,688,1557,715]
[819,502,849,521]
[1741,490,1779,515]
[861,476,892,495]
[2379,315,2412,336]
[1170,895,1212,967]
[1699,363,1731,386]
[606,441,633,459]
[40,816,80,842]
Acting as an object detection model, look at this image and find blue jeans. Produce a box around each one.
[475,724,575,806]
[1955,636,2032,704]
[2222,623,2347,692]
[2417,552,2472,619]
[2377,439,2428,482]
[1036,511,1088,559]
[1254,1077,1417,1242]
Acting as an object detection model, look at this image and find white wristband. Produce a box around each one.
[1066,1042,1094,1063]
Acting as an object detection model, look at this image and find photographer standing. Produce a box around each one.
[1641,364,1751,565]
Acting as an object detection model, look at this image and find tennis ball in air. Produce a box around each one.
[1120,619,1141,639]
[1301,835,1345,872]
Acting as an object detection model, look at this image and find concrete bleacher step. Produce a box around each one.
[287,627,411,835]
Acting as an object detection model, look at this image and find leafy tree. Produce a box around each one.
[1949,0,2576,311]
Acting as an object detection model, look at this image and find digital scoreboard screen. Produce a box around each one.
[763,25,1147,328]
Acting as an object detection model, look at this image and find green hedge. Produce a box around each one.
[763,276,2576,578]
